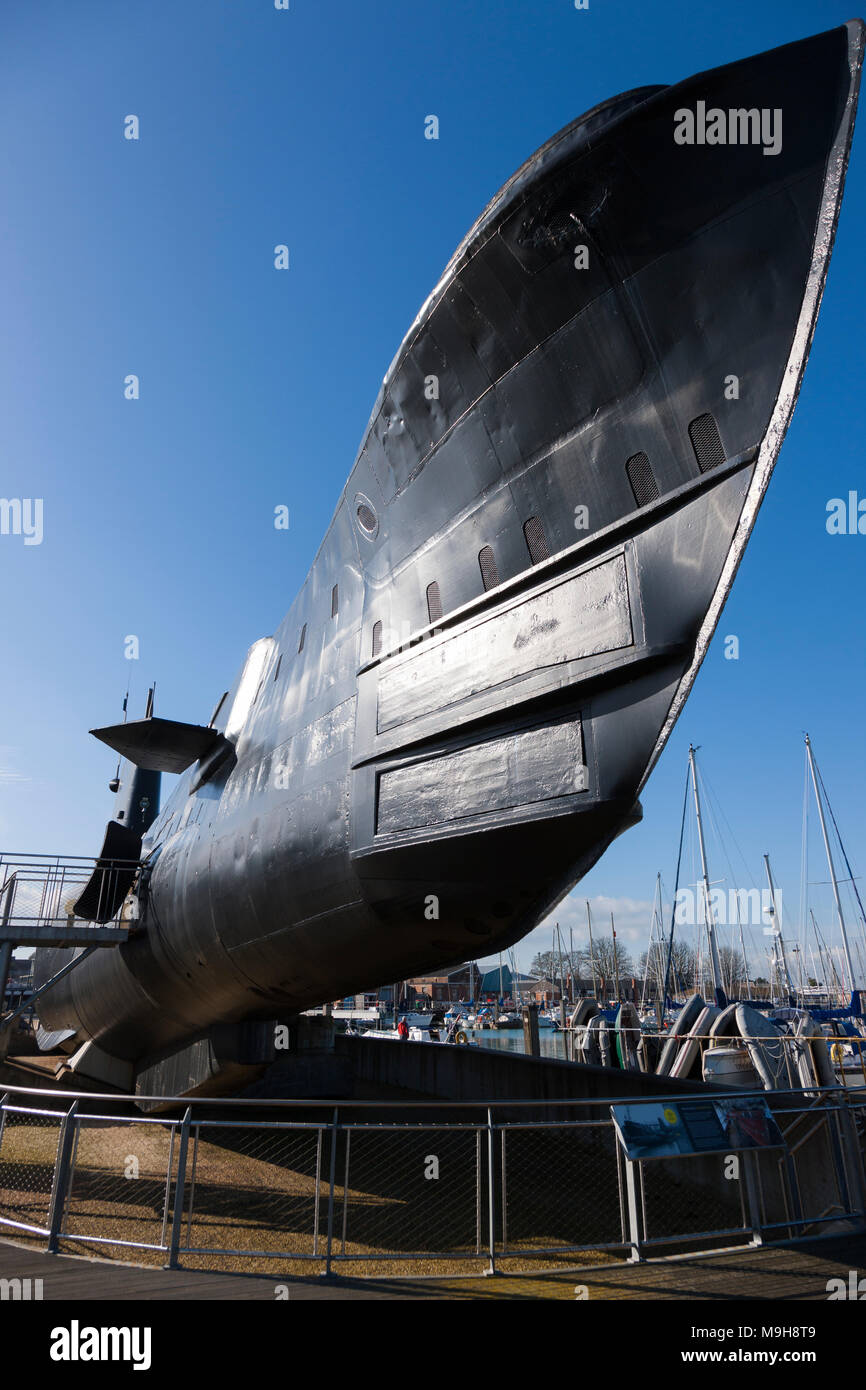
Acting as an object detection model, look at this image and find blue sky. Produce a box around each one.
[1,0,864,981]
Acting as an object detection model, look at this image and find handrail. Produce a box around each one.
[0,1080,862,1110]
[0,853,141,938]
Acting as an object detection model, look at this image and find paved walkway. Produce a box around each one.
[1,1233,864,1300]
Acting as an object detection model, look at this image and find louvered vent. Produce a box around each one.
[371,621,382,658]
[426,581,443,624]
[625,451,660,508]
[688,413,726,473]
[331,584,339,618]
[273,654,282,682]
[523,515,550,564]
[478,545,500,591]
[298,623,306,653]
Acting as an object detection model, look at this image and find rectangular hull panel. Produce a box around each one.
[377,717,586,834]
[377,553,632,734]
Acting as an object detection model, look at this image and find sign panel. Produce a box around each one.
[611,1097,785,1161]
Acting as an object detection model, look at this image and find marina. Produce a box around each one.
[303,731,866,1100]
[2,7,865,1329]
[460,1030,568,1060]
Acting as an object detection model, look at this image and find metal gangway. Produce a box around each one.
[0,853,138,946]
[0,852,139,1038]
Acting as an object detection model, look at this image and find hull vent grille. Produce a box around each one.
[523,515,550,564]
[426,581,443,624]
[478,545,500,591]
[625,451,660,507]
[688,413,726,473]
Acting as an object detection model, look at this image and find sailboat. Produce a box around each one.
[798,734,864,1023]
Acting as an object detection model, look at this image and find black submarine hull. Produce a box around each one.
[36,23,862,1078]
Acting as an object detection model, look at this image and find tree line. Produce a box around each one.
[530,937,748,996]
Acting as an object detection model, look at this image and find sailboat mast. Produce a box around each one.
[763,854,794,1004]
[686,745,728,1006]
[586,900,597,1002]
[641,882,654,1009]
[556,923,564,1003]
[811,909,843,1004]
[805,734,856,994]
[653,874,666,1025]
[649,872,666,1022]
[688,745,726,1007]
[732,895,748,1001]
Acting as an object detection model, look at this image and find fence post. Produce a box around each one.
[184,1124,200,1252]
[159,1121,177,1252]
[831,1094,866,1220]
[741,1149,765,1247]
[486,1107,496,1276]
[166,1106,192,1269]
[501,1127,507,1253]
[623,1155,642,1262]
[475,1128,482,1254]
[313,1127,323,1257]
[47,1099,79,1253]
[340,1130,351,1256]
[322,1106,339,1279]
[0,878,15,1061]
[0,1093,9,1153]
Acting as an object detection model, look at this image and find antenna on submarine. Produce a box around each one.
[109,681,132,793]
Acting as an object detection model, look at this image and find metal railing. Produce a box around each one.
[0,1082,863,1276]
[0,853,139,940]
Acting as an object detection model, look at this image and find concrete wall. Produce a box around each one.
[331,1040,864,1244]
[335,1035,714,1110]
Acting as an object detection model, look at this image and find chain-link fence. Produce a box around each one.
[499,1118,625,1256]
[335,1123,483,1262]
[0,1085,863,1275]
[0,1103,64,1234]
[61,1113,181,1255]
[183,1121,325,1262]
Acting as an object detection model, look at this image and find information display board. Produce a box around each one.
[611,1096,785,1162]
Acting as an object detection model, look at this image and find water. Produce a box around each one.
[468,1029,568,1060]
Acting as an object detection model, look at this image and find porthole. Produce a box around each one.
[354,493,379,540]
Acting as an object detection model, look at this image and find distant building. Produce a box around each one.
[522,976,563,1004]
[478,965,514,1000]
[404,963,482,1005]
[3,956,34,1010]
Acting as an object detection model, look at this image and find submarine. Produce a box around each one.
[34,22,863,1094]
